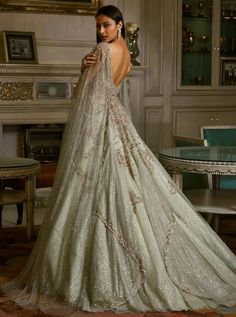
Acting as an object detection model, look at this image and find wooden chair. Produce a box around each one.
[0,163,57,226]
[0,126,61,226]
[200,125,236,189]
[0,178,25,225]
[174,135,236,232]
[0,189,25,227]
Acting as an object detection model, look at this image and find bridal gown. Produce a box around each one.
[2,42,236,314]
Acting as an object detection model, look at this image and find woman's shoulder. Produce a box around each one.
[95,40,126,54]
[92,42,110,60]
[96,42,109,52]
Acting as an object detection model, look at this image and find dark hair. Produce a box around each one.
[95,5,125,43]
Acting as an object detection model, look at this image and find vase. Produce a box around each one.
[125,22,140,66]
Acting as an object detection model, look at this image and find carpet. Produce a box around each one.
[0,226,235,317]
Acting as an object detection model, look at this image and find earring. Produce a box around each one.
[117,27,121,39]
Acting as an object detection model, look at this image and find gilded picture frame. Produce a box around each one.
[2,31,38,64]
[221,57,236,85]
[0,0,102,15]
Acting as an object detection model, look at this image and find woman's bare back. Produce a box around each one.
[109,38,131,87]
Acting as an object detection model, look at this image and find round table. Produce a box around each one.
[158,146,236,188]
[158,146,236,231]
[0,157,40,240]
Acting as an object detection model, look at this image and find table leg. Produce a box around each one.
[25,175,36,240]
[212,174,221,190]
[171,171,183,189]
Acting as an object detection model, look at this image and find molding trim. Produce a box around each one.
[0,64,81,76]
[144,0,163,96]
[37,39,96,48]
[0,64,146,77]
[145,106,163,152]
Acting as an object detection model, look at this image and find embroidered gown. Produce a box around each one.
[2,42,236,315]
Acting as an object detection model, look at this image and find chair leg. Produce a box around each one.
[16,203,24,225]
[0,205,2,227]
[205,213,213,225]
[212,214,220,233]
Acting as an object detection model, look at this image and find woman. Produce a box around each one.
[2,5,236,315]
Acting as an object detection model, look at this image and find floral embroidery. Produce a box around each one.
[128,190,142,213]
[129,190,142,206]
[162,213,177,261]
[116,149,127,166]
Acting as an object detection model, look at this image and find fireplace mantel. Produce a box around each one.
[0,64,148,125]
[0,63,81,76]
[0,63,82,124]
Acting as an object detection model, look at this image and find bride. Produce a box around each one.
[2,4,236,315]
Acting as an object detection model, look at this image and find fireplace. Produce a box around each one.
[24,125,64,162]
[24,124,64,188]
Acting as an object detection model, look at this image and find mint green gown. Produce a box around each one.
[2,42,236,315]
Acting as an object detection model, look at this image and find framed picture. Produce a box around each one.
[2,31,38,64]
[0,0,102,15]
[221,57,236,85]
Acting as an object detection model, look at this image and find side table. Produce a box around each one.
[0,157,40,240]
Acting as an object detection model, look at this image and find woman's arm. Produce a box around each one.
[81,52,97,73]
[80,43,106,84]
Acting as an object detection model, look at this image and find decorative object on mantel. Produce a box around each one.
[0,0,103,15]
[0,82,33,100]
[125,22,141,66]
[1,31,38,64]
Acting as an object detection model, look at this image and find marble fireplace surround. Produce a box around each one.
[0,62,146,194]
[0,63,81,156]
[0,63,81,124]
[0,63,146,157]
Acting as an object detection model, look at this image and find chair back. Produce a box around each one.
[200,125,236,146]
[200,126,236,189]
[174,135,206,147]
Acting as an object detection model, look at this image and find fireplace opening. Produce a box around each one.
[24,125,64,162]
[24,124,65,188]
